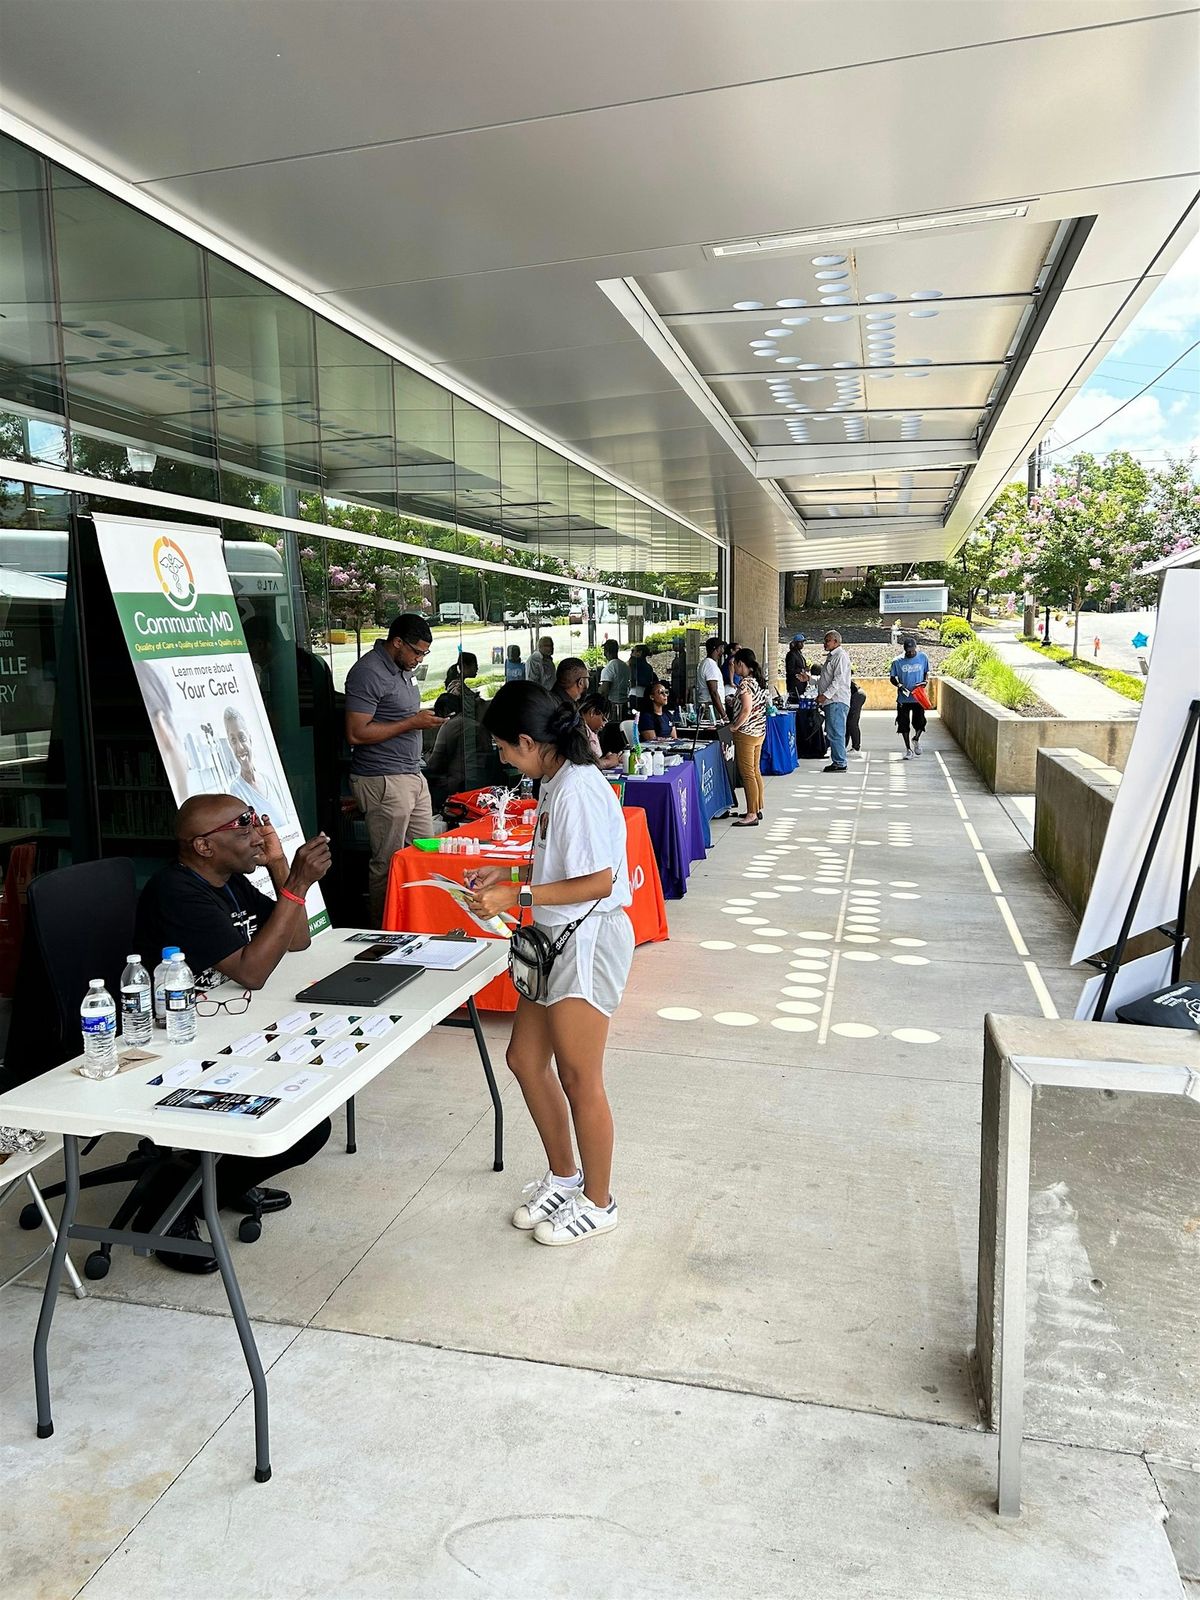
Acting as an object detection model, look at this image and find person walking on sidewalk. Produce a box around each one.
[889,635,930,760]
[816,630,852,773]
[729,647,769,825]
[466,683,633,1247]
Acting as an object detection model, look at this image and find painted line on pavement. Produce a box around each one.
[934,751,1059,1018]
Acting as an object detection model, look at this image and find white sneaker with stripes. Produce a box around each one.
[511,1172,581,1231]
[533,1190,619,1246]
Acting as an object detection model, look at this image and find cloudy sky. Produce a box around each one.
[1046,233,1200,471]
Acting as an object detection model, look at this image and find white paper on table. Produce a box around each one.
[312,1013,354,1038]
[353,1013,402,1040]
[269,1069,331,1101]
[311,1039,371,1070]
[204,1063,261,1090]
[220,1030,274,1057]
[387,937,483,972]
[149,1057,215,1088]
[265,1035,322,1065]
[270,1009,323,1034]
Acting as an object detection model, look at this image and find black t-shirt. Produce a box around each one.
[136,863,278,989]
[638,707,677,739]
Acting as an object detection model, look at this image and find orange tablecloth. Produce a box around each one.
[383,812,669,1012]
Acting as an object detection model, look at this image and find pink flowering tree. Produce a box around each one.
[1019,474,1130,657]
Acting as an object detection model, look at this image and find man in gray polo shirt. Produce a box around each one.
[345,612,445,921]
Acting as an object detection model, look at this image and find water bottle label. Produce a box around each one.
[165,987,194,1012]
[82,1015,116,1037]
[121,991,150,1018]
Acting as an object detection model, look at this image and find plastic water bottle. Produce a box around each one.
[163,951,197,1045]
[120,953,153,1047]
[153,946,181,1030]
[517,777,534,804]
[79,979,118,1078]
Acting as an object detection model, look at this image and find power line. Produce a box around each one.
[1045,337,1200,455]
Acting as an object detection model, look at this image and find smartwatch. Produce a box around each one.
[518,885,534,911]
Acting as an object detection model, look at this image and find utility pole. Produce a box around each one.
[1024,439,1043,641]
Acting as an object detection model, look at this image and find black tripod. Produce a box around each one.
[1090,697,1200,1019]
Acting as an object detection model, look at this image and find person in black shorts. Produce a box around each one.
[133,794,332,1273]
[846,679,867,755]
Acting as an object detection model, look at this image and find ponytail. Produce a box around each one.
[734,648,767,690]
[482,680,596,766]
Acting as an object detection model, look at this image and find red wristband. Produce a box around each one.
[280,888,305,906]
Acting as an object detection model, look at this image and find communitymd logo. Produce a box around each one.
[152,535,197,612]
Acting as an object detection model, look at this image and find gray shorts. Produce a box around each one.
[534,909,635,1017]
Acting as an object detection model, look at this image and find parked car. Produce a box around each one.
[438,602,479,624]
[503,609,530,627]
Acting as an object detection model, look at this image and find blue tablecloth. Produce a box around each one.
[687,738,735,828]
[761,710,798,775]
[622,762,709,898]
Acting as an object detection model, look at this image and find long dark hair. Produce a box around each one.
[483,681,595,766]
[734,648,767,689]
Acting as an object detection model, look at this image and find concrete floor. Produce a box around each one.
[1,713,1195,1599]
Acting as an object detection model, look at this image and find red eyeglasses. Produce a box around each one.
[195,809,261,838]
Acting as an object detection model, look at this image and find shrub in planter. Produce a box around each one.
[939,616,974,646]
[941,638,1035,712]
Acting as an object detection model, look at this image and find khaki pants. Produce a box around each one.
[350,772,434,923]
[732,731,765,815]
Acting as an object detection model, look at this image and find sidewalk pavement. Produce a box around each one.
[981,627,1140,720]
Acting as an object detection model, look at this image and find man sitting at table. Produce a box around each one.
[637,680,678,741]
[132,794,333,1275]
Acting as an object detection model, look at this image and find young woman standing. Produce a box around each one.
[729,647,769,826]
[466,681,634,1246]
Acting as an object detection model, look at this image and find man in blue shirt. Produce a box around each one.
[889,636,930,760]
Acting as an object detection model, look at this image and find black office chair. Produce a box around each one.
[7,858,194,1280]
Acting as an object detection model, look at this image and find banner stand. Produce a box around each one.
[1087,697,1200,1019]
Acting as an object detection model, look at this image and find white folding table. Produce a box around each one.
[0,931,510,1482]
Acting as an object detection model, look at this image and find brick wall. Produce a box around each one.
[731,547,782,667]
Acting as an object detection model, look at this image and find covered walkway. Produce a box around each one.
[2,712,1193,1598]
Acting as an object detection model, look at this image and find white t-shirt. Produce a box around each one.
[531,760,631,926]
[696,656,722,706]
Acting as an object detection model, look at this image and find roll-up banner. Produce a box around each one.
[93,514,329,936]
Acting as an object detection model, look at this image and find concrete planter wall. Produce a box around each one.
[854,676,939,711]
[938,676,1136,794]
[1033,748,1199,979]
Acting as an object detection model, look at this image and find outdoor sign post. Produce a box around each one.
[93,514,328,936]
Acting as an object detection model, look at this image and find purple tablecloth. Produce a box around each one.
[621,763,708,898]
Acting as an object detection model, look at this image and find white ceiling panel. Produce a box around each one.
[0,0,1196,572]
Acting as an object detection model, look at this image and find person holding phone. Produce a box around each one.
[466,682,633,1246]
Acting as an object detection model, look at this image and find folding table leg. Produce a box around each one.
[199,1152,272,1482]
[23,1174,87,1298]
[467,996,504,1172]
[345,1095,357,1154]
[33,1133,80,1437]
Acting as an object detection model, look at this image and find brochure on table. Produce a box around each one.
[93,512,328,938]
[148,1006,407,1111]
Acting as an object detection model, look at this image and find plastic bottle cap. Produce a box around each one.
[162,947,180,959]
[127,953,140,963]
[89,978,103,988]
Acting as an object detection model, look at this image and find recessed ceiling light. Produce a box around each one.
[798,374,824,382]
[909,357,932,364]
[780,316,810,326]
[832,361,858,369]
[811,254,848,265]
[875,371,897,379]
[821,295,852,305]
[749,339,776,348]
[776,298,807,308]
[814,269,848,280]
[823,314,853,322]
[908,370,929,377]
[910,309,939,318]
[733,300,765,310]
[755,348,780,357]
[776,356,801,364]
[764,328,791,338]
[910,290,943,300]
[864,292,898,303]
